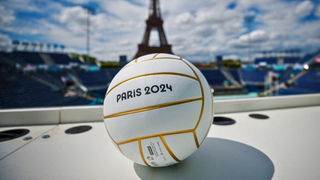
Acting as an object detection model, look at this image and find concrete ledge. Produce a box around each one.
[0,107,60,127]
[1,94,320,126]
[60,106,103,124]
[215,93,320,114]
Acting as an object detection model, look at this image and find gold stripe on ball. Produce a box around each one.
[105,72,199,97]
[139,140,150,167]
[104,97,202,119]
[179,58,205,149]
[103,123,124,155]
[120,56,182,70]
[160,136,181,162]
[152,53,159,59]
[117,129,194,146]
[201,93,214,145]
[192,130,200,148]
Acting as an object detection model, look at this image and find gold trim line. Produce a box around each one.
[104,97,202,119]
[179,58,205,142]
[105,72,198,97]
[103,123,124,154]
[193,130,200,148]
[160,136,181,162]
[117,129,194,145]
[201,94,214,145]
[121,57,182,70]
[152,53,159,59]
[139,140,150,167]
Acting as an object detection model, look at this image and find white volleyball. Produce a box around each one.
[103,53,214,167]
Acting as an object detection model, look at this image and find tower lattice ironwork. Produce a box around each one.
[134,0,172,59]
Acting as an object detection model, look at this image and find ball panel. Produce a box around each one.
[123,59,136,67]
[163,132,197,161]
[141,137,179,167]
[105,100,202,143]
[195,95,213,145]
[181,59,214,145]
[137,53,158,62]
[155,53,181,59]
[104,75,201,116]
[108,59,197,90]
[119,141,145,166]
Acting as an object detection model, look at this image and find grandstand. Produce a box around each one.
[240,70,269,84]
[1,49,320,109]
[0,51,96,109]
[0,73,93,109]
[200,69,226,87]
[32,72,69,87]
[278,70,320,95]
[72,71,109,88]
[300,49,320,64]
[255,57,301,65]
[283,57,300,64]
[48,53,82,65]
[228,69,242,85]
[280,70,302,83]
[255,57,278,65]
[0,51,81,67]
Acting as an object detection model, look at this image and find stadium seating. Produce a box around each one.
[106,70,118,82]
[88,89,107,99]
[32,72,68,86]
[200,69,226,86]
[299,50,320,64]
[49,53,72,65]
[12,51,45,65]
[255,57,301,65]
[228,70,241,84]
[273,70,286,80]
[0,73,94,109]
[240,70,268,83]
[283,57,300,64]
[280,70,302,82]
[255,57,278,65]
[0,74,65,108]
[73,71,109,87]
[279,70,320,95]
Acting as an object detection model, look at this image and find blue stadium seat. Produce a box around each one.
[240,70,268,83]
[279,70,320,95]
[228,70,241,84]
[255,58,277,65]
[200,70,226,86]
[49,53,72,65]
[74,71,109,87]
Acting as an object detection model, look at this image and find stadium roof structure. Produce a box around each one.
[1,94,320,179]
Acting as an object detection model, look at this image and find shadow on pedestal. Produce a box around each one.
[134,138,274,180]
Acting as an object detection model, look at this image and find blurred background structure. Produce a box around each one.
[0,0,320,109]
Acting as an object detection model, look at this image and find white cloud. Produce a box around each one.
[174,12,195,29]
[228,30,268,48]
[0,5,15,24]
[294,1,314,18]
[0,33,12,50]
[223,54,240,60]
[64,0,90,4]
[59,6,89,35]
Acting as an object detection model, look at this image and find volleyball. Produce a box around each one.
[103,53,214,167]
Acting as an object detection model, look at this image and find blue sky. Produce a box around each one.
[0,0,320,62]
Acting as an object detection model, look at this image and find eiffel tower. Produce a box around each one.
[134,0,173,59]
